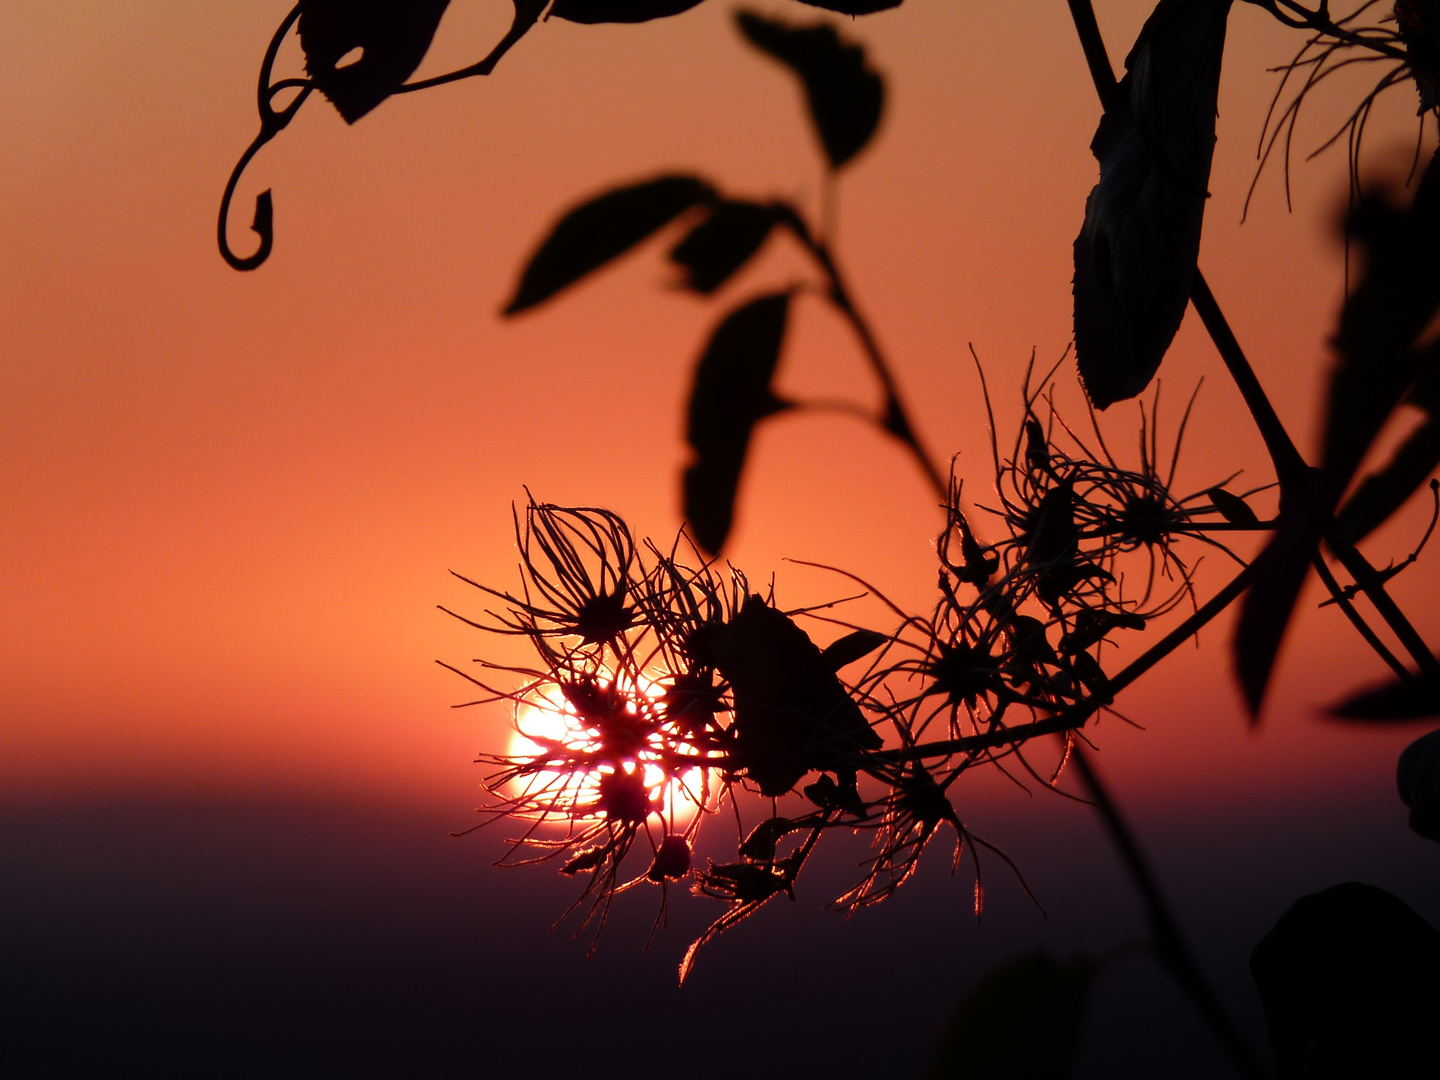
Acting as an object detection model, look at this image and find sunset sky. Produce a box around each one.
[3,2,1439,1073]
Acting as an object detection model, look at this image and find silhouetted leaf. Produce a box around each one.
[795,0,903,11]
[1323,157,1440,499]
[1236,152,1440,716]
[1334,666,1440,721]
[549,0,707,24]
[505,175,714,314]
[1251,883,1440,1077]
[299,0,451,124]
[1234,467,1327,717]
[1399,728,1440,840]
[1073,0,1232,409]
[820,629,888,672]
[1058,609,1145,654]
[735,10,884,170]
[927,953,1096,1080]
[1208,486,1260,526]
[670,201,777,293]
[684,292,792,554]
[708,594,881,796]
[1336,344,1440,543]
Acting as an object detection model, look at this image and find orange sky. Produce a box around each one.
[2,0,1437,822]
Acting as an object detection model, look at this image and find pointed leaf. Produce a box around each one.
[795,0,902,11]
[684,292,791,554]
[299,0,451,124]
[820,629,888,672]
[670,201,777,293]
[928,953,1096,1080]
[1335,667,1440,721]
[504,175,714,314]
[1208,486,1260,526]
[1233,468,1328,718]
[1322,155,1440,498]
[1073,0,1232,409]
[549,0,707,24]
[1237,153,1440,714]
[1336,343,1440,542]
[1399,728,1440,840]
[735,10,884,170]
[1251,883,1440,1076]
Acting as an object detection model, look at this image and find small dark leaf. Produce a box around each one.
[1233,468,1328,718]
[1022,481,1077,567]
[1251,883,1440,1076]
[927,953,1096,1080]
[709,594,881,797]
[738,817,795,860]
[1323,155,1440,499]
[1237,152,1440,716]
[1058,609,1145,654]
[684,292,792,554]
[299,0,452,124]
[504,175,714,314]
[795,0,902,11]
[1336,344,1440,543]
[549,0,707,24]
[1073,0,1233,409]
[1007,615,1058,668]
[1399,728,1440,840]
[819,628,888,672]
[1334,666,1440,721]
[670,201,777,293]
[1208,486,1260,526]
[1067,651,1113,704]
[735,10,884,170]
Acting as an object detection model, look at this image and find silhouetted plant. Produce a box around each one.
[220,1,1440,1076]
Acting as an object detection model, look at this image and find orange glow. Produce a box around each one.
[0,1,1434,821]
[505,674,709,832]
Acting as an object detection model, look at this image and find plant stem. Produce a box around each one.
[1325,527,1440,673]
[1188,275,1309,487]
[882,561,1256,763]
[775,204,948,500]
[1069,746,1269,1080]
[1312,554,1410,678]
[1060,9,1272,1075]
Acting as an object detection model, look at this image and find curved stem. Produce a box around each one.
[774,203,947,499]
[218,5,309,272]
[1312,554,1410,678]
[1069,746,1268,1080]
[880,560,1256,763]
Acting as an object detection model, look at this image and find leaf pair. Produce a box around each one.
[1073,0,1233,410]
[1236,152,1440,714]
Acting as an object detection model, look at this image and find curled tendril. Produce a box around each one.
[218,5,312,271]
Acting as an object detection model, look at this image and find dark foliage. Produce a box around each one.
[1073,0,1232,410]
[504,175,715,313]
[736,10,885,169]
[1236,151,1440,713]
[670,200,778,293]
[683,292,792,554]
[1399,728,1440,840]
[927,953,1096,1080]
[1251,883,1440,1078]
[550,0,708,23]
[299,0,451,124]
